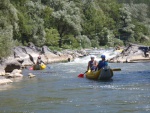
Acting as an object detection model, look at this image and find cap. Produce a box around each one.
[90,55,95,58]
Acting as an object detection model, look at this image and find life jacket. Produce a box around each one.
[89,60,96,70]
[98,61,108,70]
[37,59,42,64]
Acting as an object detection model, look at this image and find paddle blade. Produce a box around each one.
[78,74,84,78]
[112,68,121,71]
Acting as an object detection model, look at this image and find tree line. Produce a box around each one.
[0,0,150,58]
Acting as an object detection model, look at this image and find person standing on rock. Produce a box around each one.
[87,55,98,71]
[97,55,108,70]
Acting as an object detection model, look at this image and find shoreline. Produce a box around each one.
[0,44,88,85]
[0,43,150,85]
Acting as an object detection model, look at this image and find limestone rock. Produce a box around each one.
[0,65,5,76]
[5,59,22,73]
[0,78,13,85]
[6,69,23,78]
[109,43,150,63]
[28,73,36,78]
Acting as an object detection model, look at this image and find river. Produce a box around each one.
[0,51,150,113]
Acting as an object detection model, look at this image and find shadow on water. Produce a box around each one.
[86,78,114,83]
[98,79,114,82]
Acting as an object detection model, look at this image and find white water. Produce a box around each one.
[73,49,121,63]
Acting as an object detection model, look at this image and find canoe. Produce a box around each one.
[85,67,113,80]
[33,63,46,70]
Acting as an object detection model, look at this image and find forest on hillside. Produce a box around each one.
[0,0,150,58]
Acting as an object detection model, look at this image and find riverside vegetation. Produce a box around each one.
[0,0,150,59]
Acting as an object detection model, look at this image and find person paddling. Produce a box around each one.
[36,56,45,65]
[97,55,108,70]
[87,55,98,71]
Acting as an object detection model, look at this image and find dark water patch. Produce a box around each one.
[36,97,67,103]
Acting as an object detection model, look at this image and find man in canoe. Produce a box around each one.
[32,56,46,70]
[36,56,45,65]
[97,55,108,70]
[87,55,98,71]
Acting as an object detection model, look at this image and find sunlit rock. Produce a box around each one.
[109,43,150,63]
[5,59,22,73]
[11,69,22,74]
[6,69,23,78]
[0,66,5,76]
[28,73,36,78]
[0,78,13,85]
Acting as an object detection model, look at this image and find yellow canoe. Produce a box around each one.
[86,67,113,80]
[40,63,46,70]
[33,63,46,70]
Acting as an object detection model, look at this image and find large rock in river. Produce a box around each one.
[4,56,22,73]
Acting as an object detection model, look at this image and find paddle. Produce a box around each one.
[112,68,121,71]
[78,71,88,78]
[27,54,35,70]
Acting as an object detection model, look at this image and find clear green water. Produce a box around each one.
[0,62,150,113]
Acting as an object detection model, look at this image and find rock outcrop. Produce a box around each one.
[5,69,23,78]
[109,43,150,63]
[28,73,36,78]
[0,77,13,85]
[0,43,87,83]
[4,58,22,73]
[0,65,5,76]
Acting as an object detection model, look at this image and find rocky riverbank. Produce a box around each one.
[0,43,150,85]
[109,43,150,63]
[0,43,87,85]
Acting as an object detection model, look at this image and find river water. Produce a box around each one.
[0,51,150,113]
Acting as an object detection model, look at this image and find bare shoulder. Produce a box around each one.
[94,60,98,63]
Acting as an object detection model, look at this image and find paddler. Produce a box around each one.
[87,55,98,71]
[96,55,108,70]
[36,56,45,65]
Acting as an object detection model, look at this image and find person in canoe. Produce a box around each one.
[36,56,45,65]
[96,55,108,70]
[87,55,98,71]
[33,56,46,70]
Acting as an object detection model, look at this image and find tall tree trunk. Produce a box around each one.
[59,35,62,48]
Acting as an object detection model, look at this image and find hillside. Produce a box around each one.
[0,0,150,58]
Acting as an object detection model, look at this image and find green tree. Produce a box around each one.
[45,28,59,47]
[0,25,14,58]
[0,0,16,58]
[12,1,47,46]
[119,6,135,43]
[99,28,115,46]
[46,0,82,47]
[76,35,91,48]
[62,35,80,49]
[42,6,53,29]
